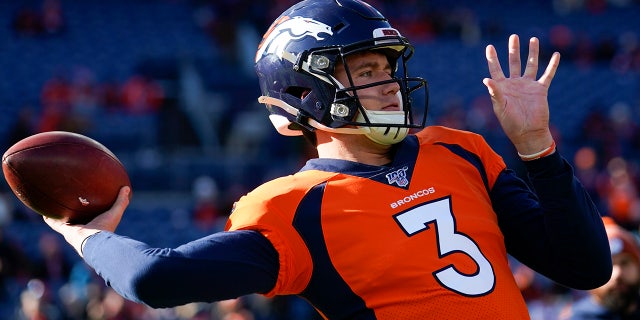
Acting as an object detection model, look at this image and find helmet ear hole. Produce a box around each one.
[285,86,311,100]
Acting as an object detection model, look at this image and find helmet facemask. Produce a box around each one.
[306,40,428,145]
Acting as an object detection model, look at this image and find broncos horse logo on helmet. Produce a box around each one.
[255,0,428,145]
[256,16,333,62]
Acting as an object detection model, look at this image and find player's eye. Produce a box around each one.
[358,70,373,78]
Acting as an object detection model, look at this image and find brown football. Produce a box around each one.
[2,131,131,224]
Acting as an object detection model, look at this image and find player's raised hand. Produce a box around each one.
[483,34,559,155]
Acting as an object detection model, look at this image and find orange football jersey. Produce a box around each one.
[226,126,530,319]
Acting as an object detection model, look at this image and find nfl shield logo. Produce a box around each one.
[386,166,409,187]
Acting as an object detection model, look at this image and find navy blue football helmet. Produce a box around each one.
[255,0,428,144]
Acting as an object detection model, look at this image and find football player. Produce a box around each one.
[44,0,612,319]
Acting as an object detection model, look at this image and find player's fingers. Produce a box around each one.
[538,52,561,87]
[523,37,540,79]
[483,78,504,109]
[508,34,521,77]
[485,44,505,81]
[43,216,81,235]
[43,216,64,231]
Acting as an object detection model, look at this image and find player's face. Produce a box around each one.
[591,253,640,311]
[334,52,401,112]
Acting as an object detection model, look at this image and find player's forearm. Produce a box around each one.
[492,152,611,289]
[523,152,612,289]
[82,230,279,308]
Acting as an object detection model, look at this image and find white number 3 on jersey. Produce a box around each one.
[394,196,496,296]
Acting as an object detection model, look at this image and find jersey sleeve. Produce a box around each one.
[225,171,336,296]
[475,137,507,189]
[416,126,507,190]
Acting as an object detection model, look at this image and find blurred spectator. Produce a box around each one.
[601,158,640,229]
[214,298,255,320]
[11,7,44,36]
[98,77,124,113]
[608,102,640,158]
[41,0,65,35]
[0,227,32,315]
[511,256,576,320]
[224,109,272,158]
[37,67,105,134]
[5,106,37,151]
[120,74,165,114]
[38,72,72,132]
[561,217,640,319]
[573,146,606,210]
[573,33,595,68]
[192,1,236,64]
[594,34,617,63]
[85,287,149,320]
[14,279,61,320]
[191,175,224,231]
[31,233,72,299]
[579,108,619,161]
[68,67,100,122]
[552,0,586,15]
[548,24,575,61]
[611,31,640,73]
[0,196,15,227]
[11,0,65,37]
[56,263,96,319]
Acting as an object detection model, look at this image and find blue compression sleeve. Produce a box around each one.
[83,229,279,308]
[491,152,612,290]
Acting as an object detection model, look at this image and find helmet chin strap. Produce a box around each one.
[352,90,408,145]
[355,109,409,145]
[258,94,409,145]
[259,95,368,135]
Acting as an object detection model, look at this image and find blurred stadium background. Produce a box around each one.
[0,0,639,319]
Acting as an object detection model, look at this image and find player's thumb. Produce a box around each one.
[114,186,132,210]
[87,186,131,232]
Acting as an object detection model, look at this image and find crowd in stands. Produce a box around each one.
[0,0,639,319]
[36,68,164,134]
